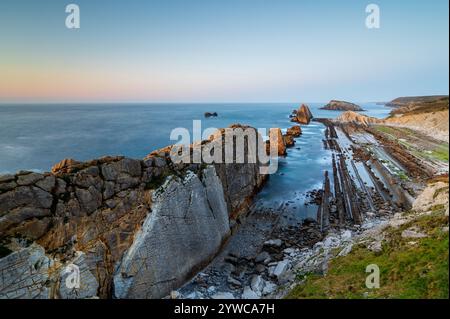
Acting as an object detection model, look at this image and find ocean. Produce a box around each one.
[0,102,391,219]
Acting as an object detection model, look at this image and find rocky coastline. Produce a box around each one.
[0,100,448,299]
[0,125,269,299]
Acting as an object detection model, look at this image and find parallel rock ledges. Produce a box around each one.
[314,119,406,231]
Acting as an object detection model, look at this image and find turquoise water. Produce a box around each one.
[0,103,391,218]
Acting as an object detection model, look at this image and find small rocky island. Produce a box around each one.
[320,100,365,111]
[204,112,218,118]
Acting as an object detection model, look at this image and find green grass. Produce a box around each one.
[375,125,449,163]
[429,145,449,162]
[286,210,449,299]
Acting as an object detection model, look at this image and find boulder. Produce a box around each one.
[286,125,302,137]
[262,281,277,295]
[272,260,290,280]
[242,286,259,299]
[51,158,80,174]
[283,134,295,148]
[264,239,282,247]
[16,172,44,186]
[250,275,264,293]
[255,251,270,263]
[0,174,15,183]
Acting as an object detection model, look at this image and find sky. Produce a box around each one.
[0,0,448,103]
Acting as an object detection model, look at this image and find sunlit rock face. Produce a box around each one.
[291,104,313,124]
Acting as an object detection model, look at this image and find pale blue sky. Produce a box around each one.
[0,0,448,102]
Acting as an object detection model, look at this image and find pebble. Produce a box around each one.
[264,239,283,247]
[255,251,270,263]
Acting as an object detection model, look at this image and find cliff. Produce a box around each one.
[320,100,364,111]
[0,125,267,299]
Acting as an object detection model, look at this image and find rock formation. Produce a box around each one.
[0,125,267,299]
[283,134,295,148]
[334,111,381,127]
[266,128,286,156]
[114,168,229,298]
[320,100,364,111]
[204,112,218,118]
[291,104,313,124]
[286,125,302,137]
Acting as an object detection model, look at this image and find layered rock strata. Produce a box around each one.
[0,125,267,299]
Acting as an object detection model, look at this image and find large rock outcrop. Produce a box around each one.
[114,167,229,298]
[291,104,313,124]
[0,125,267,299]
[334,111,382,127]
[264,128,287,156]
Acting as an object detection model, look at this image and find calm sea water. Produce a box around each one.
[0,102,391,219]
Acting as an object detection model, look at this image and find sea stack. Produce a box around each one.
[292,104,313,124]
[266,128,286,156]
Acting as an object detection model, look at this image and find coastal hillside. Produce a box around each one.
[335,96,449,143]
[384,96,449,142]
[385,95,448,110]
[286,181,449,299]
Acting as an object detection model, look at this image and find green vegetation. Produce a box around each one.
[429,145,449,162]
[389,96,449,116]
[287,210,449,299]
[374,125,449,163]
